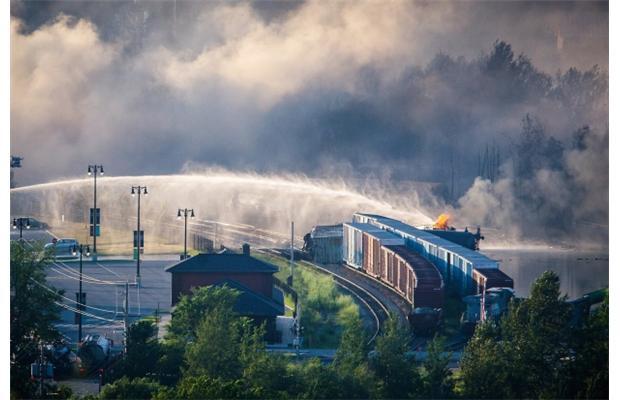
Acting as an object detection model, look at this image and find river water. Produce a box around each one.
[483,248,609,300]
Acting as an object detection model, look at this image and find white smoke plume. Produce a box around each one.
[10,1,608,246]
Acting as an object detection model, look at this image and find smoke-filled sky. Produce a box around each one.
[10,0,609,243]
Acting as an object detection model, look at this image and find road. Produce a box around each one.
[46,258,173,347]
[12,228,174,347]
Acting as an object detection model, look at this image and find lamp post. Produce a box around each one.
[71,244,90,343]
[87,165,104,261]
[131,186,148,285]
[12,217,31,240]
[177,208,195,259]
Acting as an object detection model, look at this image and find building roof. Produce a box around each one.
[165,253,278,274]
[310,224,343,239]
[212,279,284,317]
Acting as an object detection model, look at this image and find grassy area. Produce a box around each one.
[254,252,359,348]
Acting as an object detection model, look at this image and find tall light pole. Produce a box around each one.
[71,243,90,343]
[177,208,195,259]
[12,217,31,240]
[87,165,104,261]
[131,186,147,285]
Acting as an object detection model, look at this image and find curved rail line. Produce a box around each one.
[260,248,390,344]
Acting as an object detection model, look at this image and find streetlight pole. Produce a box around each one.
[12,217,30,240]
[87,165,104,261]
[177,208,195,259]
[72,244,90,343]
[131,186,148,285]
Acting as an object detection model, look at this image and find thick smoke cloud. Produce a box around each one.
[10,1,608,245]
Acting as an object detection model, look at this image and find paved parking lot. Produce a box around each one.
[46,258,174,346]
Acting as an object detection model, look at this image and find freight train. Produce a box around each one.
[343,222,444,331]
[343,213,513,331]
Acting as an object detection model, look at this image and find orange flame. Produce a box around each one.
[433,213,450,230]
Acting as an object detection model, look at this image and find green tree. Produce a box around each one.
[457,271,574,399]
[455,321,505,398]
[10,243,62,399]
[99,377,164,399]
[571,293,608,399]
[239,323,290,398]
[369,316,421,398]
[420,335,453,398]
[288,358,343,399]
[122,320,161,379]
[167,285,239,341]
[156,337,186,386]
[332,314,373,399]
[500,270,572,398]
[155,376,250,400]
[334,314,367,372]
[183,296,246,379]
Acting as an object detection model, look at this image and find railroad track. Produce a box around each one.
[260,248,390,344]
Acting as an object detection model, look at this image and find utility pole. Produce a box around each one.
[295,303,302,357]
[72,244,91,343]
[480,279,487,322]
[177,208,195,259]
[39,340,44,397]
[87,165,104,261]
[214,222,218,250]
[290,221,294,282]
[131,186,148,286]
[12,217,30,240]
[124,280,129,354]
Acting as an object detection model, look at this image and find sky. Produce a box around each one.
[9,0,609,241]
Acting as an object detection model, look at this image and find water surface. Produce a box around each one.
[484,248,608,300]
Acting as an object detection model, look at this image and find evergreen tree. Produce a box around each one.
[10,243,63,399]
[121,320,161,379]
[370,316,421,398]
[456,321,506,399]
[183,302,246,380]
[420,335,453,398]
[99,377,164,399]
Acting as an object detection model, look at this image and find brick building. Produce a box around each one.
[165,245,284,341]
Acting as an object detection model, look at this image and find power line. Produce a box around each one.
[56,260,123,283]
[49,266,120,286]
[96,262,124,279]
[30,279,116,314]
[53,301,116,323]
[52,262,124,285]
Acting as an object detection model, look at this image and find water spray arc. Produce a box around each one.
[9,172,434,252]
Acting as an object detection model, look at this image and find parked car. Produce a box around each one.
[44,238,79,258]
